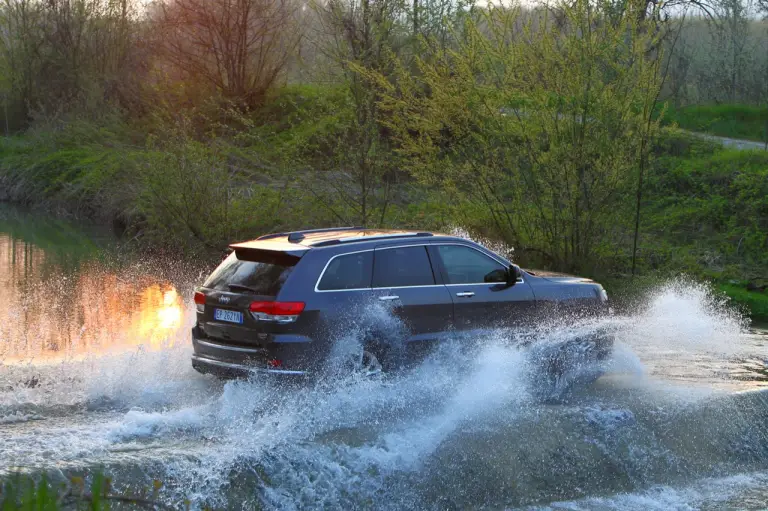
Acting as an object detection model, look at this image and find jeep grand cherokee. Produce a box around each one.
[191,227,612,378]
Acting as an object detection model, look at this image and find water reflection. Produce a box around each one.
[0,231,184,364]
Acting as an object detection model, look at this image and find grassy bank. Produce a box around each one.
[640,130,768,280]
[0,87,448,253]
[659,104,768,144]
[718,284,768,323]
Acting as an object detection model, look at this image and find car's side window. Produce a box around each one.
[373,246,435,288]
[436,245,506,285]
[317,252,373,291]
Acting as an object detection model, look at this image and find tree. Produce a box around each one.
[159,0,299,107]
[298,0,407,226]
[0,0,144,129]
[373,1,665,272]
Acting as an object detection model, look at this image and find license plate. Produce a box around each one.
[214,308,244,324]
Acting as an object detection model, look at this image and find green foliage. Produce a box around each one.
[658,103,768,143]
[136,136,308,250]
[243,84,355,164]
[0,0,146,131]
[0,110,336,251]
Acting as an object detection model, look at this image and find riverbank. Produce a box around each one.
[2,199,767,323]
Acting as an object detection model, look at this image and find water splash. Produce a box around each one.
[611,277,756,390]
[623,277,748,356]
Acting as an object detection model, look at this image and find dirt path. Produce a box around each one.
[688,131,768,151]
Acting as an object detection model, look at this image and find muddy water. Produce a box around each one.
[1,203,767,510]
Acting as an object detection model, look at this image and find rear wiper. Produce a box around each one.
[227,284,261,294]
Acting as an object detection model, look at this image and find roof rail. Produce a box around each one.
[257,226,363,242]
[311,232,433,247]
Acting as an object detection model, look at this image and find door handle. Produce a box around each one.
[456,292,475,297]
[378,295,400,301]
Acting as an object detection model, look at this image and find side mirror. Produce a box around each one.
[484,268,508,283]
[506,265,521,287]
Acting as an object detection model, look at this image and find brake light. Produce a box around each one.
[249,301,305,323]
[249,301,305,314]
[268,359,283,368]
[194,291,205,313]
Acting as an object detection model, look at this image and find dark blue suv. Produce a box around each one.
[191,228,611,378]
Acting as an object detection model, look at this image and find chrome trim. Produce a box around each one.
[191,355,307,376]
[456,292,475,297]
[444,281,524,287]
[374,243,430,251]
[313,244,440,293]
[195,339,267,354]
[313,241,524,293]
[432,243,525,285]
[338,232,431,243]
[378,295,400,301]
[373,284,443,290]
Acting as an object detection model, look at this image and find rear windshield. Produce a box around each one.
[203,251,297,296]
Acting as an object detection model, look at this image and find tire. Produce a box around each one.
[529,335,611,401]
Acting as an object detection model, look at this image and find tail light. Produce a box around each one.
[194,291,205,313]
[249,301,305,323]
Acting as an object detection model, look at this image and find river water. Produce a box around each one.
[1,203,767,510]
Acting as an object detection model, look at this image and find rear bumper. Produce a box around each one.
[191,354,307,378]
[191,326,316,379]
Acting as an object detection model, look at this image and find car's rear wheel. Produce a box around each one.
[332,342,385,378]
[358,349,383,377]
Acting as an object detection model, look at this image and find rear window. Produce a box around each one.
[317,252,373,291]
[203,251,297,296]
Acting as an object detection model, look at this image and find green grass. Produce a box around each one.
[0,120,142,214]
[658,103,768,143]
[640,129,768,280]
[1,473,172,510]
[719,284,768,323]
